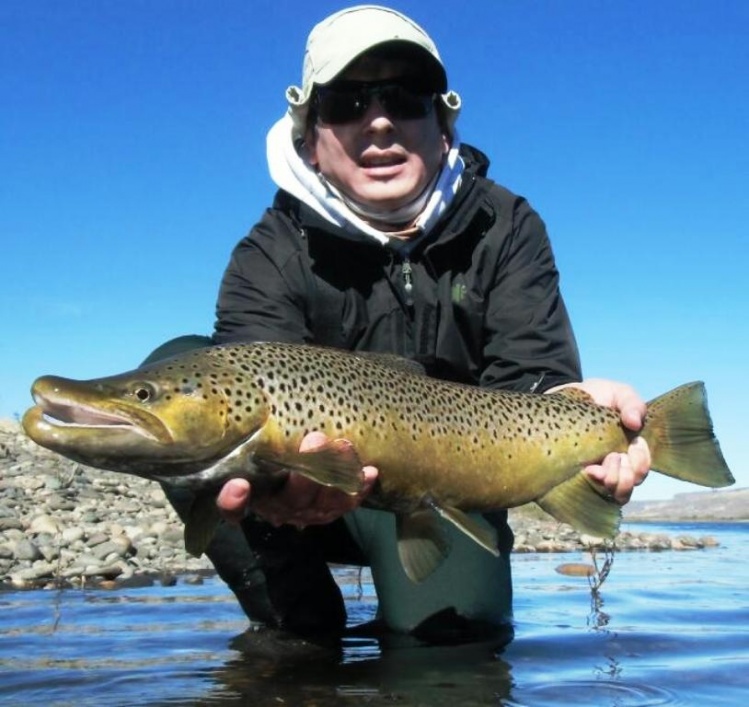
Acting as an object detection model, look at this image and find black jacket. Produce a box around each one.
[213,144,582,393]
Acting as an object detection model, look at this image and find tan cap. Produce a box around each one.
[285,5,460,136]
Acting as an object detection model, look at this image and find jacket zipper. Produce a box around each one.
[401,258,414,307]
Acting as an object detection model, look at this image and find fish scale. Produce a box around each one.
[22,341,734,582]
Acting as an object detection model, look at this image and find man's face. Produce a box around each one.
[305,56,449,218]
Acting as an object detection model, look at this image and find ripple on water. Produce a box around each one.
[508,679,680,707]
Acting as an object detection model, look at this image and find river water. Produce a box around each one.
[1,522,747,706]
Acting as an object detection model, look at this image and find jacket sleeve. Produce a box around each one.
[480,192,582,393]
[212,209,310,345]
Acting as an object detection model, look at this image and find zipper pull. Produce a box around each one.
[401,258,414,306]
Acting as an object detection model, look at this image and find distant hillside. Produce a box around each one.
[623,487,749,522]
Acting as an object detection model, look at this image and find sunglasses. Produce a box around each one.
[313,80,436,125]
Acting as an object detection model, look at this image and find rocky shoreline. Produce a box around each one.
[0,419,725,591]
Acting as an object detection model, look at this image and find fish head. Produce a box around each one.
[21,348,269,476]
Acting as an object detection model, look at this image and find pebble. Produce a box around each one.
[62,527,85,544]
[13,539,42,562]
[0,518,23,531]
[29,514,61,535]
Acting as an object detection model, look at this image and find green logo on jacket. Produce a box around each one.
[451,283,467,304]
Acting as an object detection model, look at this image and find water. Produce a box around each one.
[1,522,747,706]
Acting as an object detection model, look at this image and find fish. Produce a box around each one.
[555,562,596,578]
[21,341,735,582]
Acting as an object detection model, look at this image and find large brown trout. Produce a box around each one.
[22,342,734,581]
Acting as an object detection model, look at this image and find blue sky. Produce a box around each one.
[1,0,746,500]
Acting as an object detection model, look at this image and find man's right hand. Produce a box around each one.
[216,431,378,527]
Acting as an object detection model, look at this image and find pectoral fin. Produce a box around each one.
[280,438,365,495]
[536,472,621,539]
[396,510,451,583]
[184,494,222,557]
[427,501,500,557]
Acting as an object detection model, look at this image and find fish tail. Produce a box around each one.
[641,382,734,488]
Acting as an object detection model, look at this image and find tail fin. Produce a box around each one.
[642,382,734,488]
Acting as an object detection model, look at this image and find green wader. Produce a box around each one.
[142,336,514,643]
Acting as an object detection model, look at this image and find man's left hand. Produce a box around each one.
[546,379,651,505]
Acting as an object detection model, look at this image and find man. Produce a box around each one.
[153,5,650,643]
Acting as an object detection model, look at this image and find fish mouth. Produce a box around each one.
[23,376,172,445]
[35,397,139,430]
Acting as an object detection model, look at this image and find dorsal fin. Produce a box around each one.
[355,352,426,376]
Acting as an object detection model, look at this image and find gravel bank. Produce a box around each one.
[0,419,721,591]
[0,420,214,589]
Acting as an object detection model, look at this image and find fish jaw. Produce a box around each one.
[21,371,264,477]
[28,374,170,432]
[22,375,177,470]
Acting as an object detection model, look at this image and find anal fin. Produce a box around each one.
[536,472,621,539]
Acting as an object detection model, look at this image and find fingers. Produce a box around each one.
[216,478,251,525]
[627,437,651,485]
[298,430,329,453]
[584,437,651,506]
[616,387,647,433]
[549,379,647,433]
[254,465,377,528]
[588,453,633,505]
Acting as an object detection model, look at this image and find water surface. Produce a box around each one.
[1,522,747,706]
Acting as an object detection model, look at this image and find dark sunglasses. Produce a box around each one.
[313,80,436,125]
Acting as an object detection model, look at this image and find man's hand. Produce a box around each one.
[216,431,378,527]
[546,378,652,505]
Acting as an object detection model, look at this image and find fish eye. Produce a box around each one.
[131,381,158,403]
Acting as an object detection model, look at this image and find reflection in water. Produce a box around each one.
[203,631,515,707]
[586,542,615,632]
[587,590,611,631]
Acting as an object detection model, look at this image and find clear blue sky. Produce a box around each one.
[2,1,746,500]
